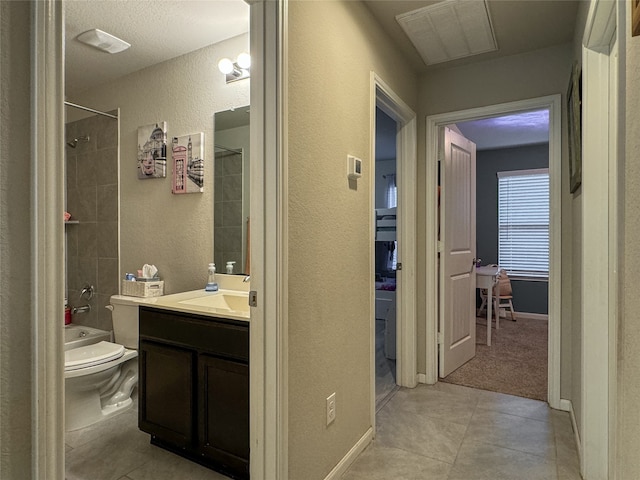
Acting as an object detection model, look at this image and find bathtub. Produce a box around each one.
[64,324,111,351]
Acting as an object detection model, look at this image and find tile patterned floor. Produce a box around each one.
[65,384,581,480]
[342,382,582,480]
[64,391,231,480]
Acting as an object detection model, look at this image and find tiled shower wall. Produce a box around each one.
[214,150,244,272]
[65,112,119,332]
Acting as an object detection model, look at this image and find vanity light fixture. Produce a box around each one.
[77,28,131,54]
[218,53,251,83]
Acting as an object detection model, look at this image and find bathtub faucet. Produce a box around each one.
[72,304,91,315]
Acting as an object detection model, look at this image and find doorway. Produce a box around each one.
[424,95,562,410]
[369,74,417,431]
[439,112,551,401]
[373,107,399,411]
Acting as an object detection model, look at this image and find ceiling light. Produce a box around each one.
[218,53,251,83]
[76,29,131,54]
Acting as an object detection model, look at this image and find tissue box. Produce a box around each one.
[121,280,164,298]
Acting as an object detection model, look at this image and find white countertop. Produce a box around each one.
[112,288,250,322]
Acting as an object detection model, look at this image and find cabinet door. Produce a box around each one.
[139,340,194,448]
[198,354,249,476]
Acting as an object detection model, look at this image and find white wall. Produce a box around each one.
[72,34,250,294]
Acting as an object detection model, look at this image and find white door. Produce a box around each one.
[439,127,477,378]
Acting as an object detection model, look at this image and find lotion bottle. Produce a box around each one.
[205,263,218,291]
[226,261,236,274]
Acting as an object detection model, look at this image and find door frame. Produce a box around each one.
[424,95,562,410]
[32,1,280,478]
[248,0,286,478]
[580,0,619,476]
[369,73,418,429]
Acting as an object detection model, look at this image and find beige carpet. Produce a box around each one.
[441,316,548,401]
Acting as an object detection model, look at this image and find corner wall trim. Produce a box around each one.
[323,427,373,480]
[560,399,583,472]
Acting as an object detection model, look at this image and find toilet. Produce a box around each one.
[64,295,144,431]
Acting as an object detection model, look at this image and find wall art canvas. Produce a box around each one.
[137,122,167,179]
[171,132,204,194]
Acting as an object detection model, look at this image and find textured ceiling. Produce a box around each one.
[65,0,249,96]
[363,0,580,72]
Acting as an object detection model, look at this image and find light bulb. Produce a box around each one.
[218,58,234,75]
[236,52,251,70]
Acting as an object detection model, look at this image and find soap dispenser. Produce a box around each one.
[226,261,236,274]
[205,263,218,292]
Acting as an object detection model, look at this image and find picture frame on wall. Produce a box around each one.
[633,0,640,37]
[171,133,204,194]
[567,64,582,194]
[137,122,167,179]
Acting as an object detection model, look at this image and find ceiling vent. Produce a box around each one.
[77,29,131,54]
[396,0,498,66]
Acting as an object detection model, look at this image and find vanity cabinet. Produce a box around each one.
[138,306,249,480]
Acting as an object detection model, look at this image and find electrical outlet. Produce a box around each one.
[326,392,336,425]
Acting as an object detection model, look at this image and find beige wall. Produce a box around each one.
[72,34,250,295]
[0,1,34,476]
[415,44,575,397]
[287,1,417,478]
[567,0,590,442]
[618,9,640,477]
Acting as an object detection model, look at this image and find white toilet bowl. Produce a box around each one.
[64,341,138,431]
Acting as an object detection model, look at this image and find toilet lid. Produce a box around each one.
[65,341,125,371]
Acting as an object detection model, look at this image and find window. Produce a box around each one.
[386,174,397,270]
[386,174,397,209]
[498,168,549,279]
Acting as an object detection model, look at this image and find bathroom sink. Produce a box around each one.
[178,292,250,313]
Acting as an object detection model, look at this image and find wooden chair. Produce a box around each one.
[477,268,516,329]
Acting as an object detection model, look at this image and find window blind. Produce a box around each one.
[498,168,549,278]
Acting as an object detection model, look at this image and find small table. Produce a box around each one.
[476,265,500,346]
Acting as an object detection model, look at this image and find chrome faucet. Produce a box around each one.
[71,304,91,315]
[80,284,94,300]
[243,275,250,283]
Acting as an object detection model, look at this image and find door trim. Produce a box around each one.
[369,73,418,432]
[424,95,562,411]
[249,0,286,478]
[33,1,65,477]
[580,0,619,476]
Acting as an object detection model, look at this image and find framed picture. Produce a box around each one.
[171,133,204,194]
[567,65,582,194]
[633,0,640,37]
[137,122,167,179]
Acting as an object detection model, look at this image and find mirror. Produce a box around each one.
[214,106,250,274]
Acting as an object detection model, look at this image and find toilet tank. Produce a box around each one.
[109,295,147,349]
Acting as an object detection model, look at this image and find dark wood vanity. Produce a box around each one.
[138,306,249,480]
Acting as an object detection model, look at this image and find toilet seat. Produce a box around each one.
[65,341,125,371]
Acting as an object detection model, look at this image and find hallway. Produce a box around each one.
[342,383,580,480]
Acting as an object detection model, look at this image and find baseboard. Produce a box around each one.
[323,427,373,480]
[560,398,583,469]
[515,311,549,321]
